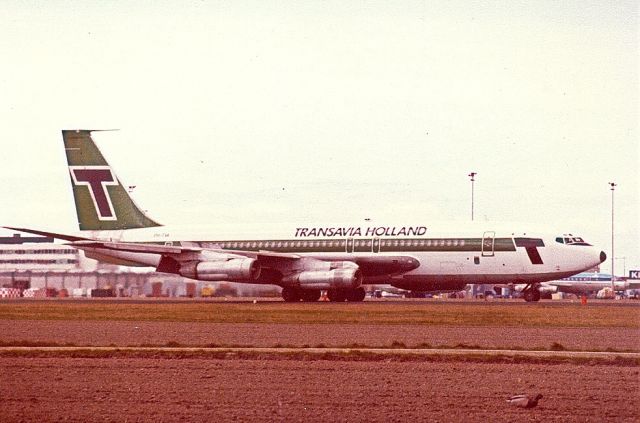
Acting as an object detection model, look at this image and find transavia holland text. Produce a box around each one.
[294,226,428,238]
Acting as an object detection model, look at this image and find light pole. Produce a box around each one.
[609,182,617,293]
[469,172,477,221]
[468,172,478,298]
[615,257,626,279]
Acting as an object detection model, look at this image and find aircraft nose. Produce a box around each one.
[600,251,607,263]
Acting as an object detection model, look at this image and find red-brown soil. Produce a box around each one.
[1,357,638,422]
[1,301,638,422]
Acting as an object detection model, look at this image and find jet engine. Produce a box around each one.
[283,265,362,290]
[179,258,261,281]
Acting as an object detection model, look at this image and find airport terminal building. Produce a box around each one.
[0,234,170,295]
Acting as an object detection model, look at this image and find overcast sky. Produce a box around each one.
[1,1,638,275]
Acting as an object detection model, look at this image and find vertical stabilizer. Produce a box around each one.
[63,130,161,231]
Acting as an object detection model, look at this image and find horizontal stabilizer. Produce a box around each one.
[67,240,202,255]
[3,226,88,242]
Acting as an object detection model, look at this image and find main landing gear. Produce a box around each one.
[281,287,366,302]
[327,287,366,302]
[522,283,541,302]
[281,287,320,302]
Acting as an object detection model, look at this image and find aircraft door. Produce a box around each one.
[372,238,380,253]
[482,231,495,257]
[346,238,354,253]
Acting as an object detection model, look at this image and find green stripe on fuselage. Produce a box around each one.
[150,238,517,254]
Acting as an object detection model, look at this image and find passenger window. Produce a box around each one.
[556,237,564,244]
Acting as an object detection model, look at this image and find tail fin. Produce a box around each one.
[63,130,161,231]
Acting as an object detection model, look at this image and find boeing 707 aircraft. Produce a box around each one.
[5,130,606,302]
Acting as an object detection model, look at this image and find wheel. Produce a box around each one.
[281,287,301,302]
[300,289,321,302]
[523,289,533,302]
[327,289,347,302]
[523,287,541,302]
[531,288,541,302]
[346,287,366,302]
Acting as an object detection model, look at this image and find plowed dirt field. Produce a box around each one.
[1,300,638,422]
[1,357,638,422]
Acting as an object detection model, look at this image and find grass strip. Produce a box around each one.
[0,302,638,327]
[0,339,638,353]
[0,348,638,366]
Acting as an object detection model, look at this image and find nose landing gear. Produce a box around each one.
[522,283,541,302]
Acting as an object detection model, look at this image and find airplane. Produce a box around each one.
[542,272,640,296]
[5,130,607,302]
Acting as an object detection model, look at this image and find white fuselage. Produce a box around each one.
[74,220,605,290]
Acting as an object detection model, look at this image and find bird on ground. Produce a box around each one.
[506,393,543,408]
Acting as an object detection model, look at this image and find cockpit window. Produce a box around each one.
[557,234,591,246]
[569,237,591,246]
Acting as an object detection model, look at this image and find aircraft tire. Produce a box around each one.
[327,289,347,302]
[281,287,301,302]
[523,286,541,302]
[532,288,541,302]
[346,287,366,302]
[300,289,321,302]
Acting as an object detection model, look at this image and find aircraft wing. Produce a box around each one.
[67,241,302,261]
[545,281,574,287]
[67,239,416,279]
[206,248,302,260]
